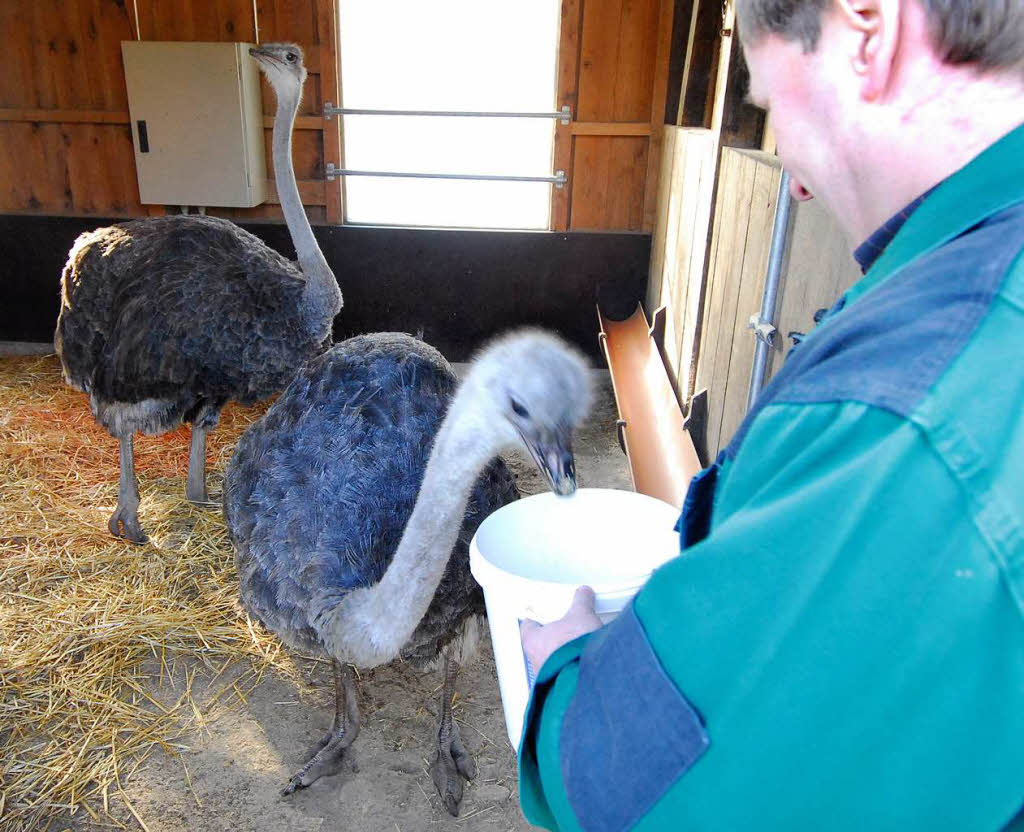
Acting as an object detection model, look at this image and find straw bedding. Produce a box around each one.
[0,355,312,830]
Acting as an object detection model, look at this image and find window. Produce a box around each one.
[338,0,561,229]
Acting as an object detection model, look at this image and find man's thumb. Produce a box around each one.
[570,585,596,613]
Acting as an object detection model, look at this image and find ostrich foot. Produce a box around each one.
[111,435,146,543]
[282,660,360,796]
[430,720,476,816]
[281,730,356,796]
[108,504,148,544]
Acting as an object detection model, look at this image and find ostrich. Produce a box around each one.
[223,330,590,815]
[54,43,340,543]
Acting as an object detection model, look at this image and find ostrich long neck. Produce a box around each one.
[333,393,498,665]
[272,89,342,323]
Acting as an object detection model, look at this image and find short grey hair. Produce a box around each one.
[736,0,1024,72]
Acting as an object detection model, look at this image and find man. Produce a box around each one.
[517,0,1024,828]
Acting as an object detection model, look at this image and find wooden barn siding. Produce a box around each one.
[691,148,859,458]
[0,0,339,223]
[646,126,717,402]
[555,0,675,232]
[2,0,674,231]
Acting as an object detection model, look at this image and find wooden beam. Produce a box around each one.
[265,178,327,206]
[0,108,130,124]
[125,0,141,41]
[263,115,325,130]
[315,0,343,224]
[677,0,702,126]
[570,121,652,136]
[0,109,326,132]
[643,0,677,232]
[761,114,777,154]
[709,0,736,138]
[550,0,583,232]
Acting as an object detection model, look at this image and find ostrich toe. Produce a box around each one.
[281,731,357,796]
[108,505,148,544]
[430,720,476,816]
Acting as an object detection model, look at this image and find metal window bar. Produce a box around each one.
[324,103,572,124]
[325,163,566,187]
[323,102,571,188]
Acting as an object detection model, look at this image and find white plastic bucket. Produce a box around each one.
[469,488,681,750]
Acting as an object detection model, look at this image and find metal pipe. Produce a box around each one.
[746,169,793,411]
[325,163,566,187]
[324,103,572,125]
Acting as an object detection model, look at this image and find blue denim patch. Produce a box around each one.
[560,603,709,832]
[676,460,720,549]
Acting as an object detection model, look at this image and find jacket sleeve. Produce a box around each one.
[518,400,1024,830]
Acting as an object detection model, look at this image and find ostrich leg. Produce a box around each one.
[108,435,147,544]
[430,652,477,816]
[282,660,360,795]
[186,423,210,504]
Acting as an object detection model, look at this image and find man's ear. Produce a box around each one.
[836,0,901,100]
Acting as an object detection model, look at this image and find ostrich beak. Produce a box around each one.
[524,428,578,497]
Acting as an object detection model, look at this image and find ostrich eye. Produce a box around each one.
[510,398,530,419]
[286,52,297,62]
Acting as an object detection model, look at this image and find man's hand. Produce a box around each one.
[520,586,603,676]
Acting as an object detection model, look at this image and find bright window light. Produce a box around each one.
[338,0,560,229]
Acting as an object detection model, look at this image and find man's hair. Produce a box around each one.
[736,0,1024,72]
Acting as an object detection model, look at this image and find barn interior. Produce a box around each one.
[0,1,863,829]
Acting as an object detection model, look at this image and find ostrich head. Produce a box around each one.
[460,330,592,496]
[249,43,307,104]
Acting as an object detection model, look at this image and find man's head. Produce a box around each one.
[738,0,1024,244]
[737,0,1024,71]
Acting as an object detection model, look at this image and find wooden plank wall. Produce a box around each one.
[770,199,861,377]
[691,148,859,458]
[693,147,782,456]
[645,126,717,401]
[0,0,340,223]
[553,0,676,232]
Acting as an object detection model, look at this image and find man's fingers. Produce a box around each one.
[570,585,596,612]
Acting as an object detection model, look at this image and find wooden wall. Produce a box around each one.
[694,148,783,456]
[690,149,860,458]
[770,197,861,376]
[646,126,717,400]
[2,0,676,232]
[0,0,341,224]
[552,0,675,232]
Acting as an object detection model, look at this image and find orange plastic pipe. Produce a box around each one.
[598,304,702,508]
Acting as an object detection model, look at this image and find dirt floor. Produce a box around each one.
[2,352,630,832]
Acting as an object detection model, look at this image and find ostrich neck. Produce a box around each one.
[271,93,341,321]
[341,397,497,663]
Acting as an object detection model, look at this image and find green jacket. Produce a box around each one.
[519,123,1024,830]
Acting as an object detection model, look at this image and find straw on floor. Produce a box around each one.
[0,355,311,830]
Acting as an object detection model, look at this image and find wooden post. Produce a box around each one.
[316,0,343,224]
[676,0,702,126]
[550,0,583,232]
[642,0,677,232]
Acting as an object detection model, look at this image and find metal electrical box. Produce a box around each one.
[122,41,267,208]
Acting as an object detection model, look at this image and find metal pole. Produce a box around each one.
[324,104,572,125]
[746,169,793,411]
[325,163,566,187]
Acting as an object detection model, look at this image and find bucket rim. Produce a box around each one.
[468,487,680,594]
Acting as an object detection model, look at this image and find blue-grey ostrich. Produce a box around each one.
[54,43,341,543]
[222,330,590,815]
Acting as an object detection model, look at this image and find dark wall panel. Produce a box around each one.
[0,215,651,362]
